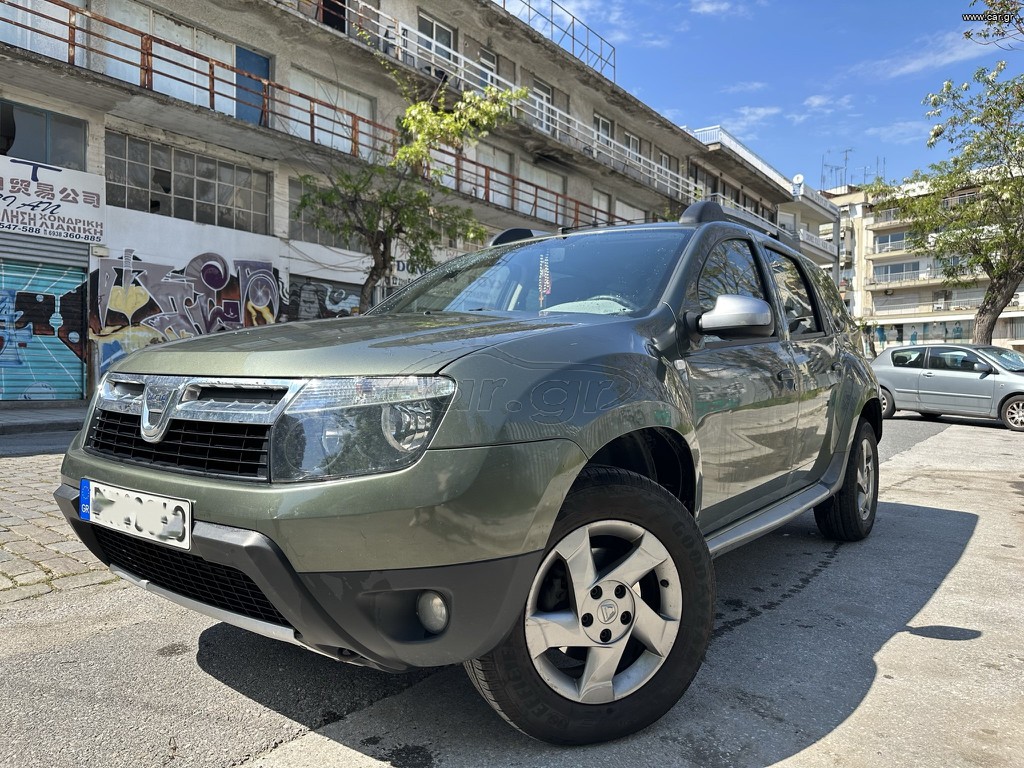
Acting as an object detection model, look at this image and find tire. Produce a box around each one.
[879,387,895,419]
[464,467,715,745]
[1000,395,1024,432]
[815,419,879,542]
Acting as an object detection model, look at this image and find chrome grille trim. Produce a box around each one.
[97,373,307,425]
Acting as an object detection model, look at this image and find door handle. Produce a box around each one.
[922,372,935,377]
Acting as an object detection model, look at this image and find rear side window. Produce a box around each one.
[764,248,822,336]
[891,350,924,368]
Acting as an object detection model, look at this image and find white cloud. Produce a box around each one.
[722,80,767,94]
[870,30,991,79]
[721,105,782,138]
[690,1,732,14]
[787,93,854,125]
[865,121,930,145]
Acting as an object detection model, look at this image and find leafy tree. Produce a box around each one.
[963,0,1024,49]
[296,80,525,312]
[867,61,1024,344]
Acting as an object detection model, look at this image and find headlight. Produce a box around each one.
[270,376,456,482]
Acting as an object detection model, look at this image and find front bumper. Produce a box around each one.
[55,483,542,671]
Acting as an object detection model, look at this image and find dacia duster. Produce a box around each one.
[55,201,882,744]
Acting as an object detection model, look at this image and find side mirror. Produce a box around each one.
[698,295,774,339]
[974,361,994,373]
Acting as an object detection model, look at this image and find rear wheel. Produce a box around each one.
[464,467,715,745]
[1000,395,1024,432]
[879,387,895,419]
[815,419,878,542]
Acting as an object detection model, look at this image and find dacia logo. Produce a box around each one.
[140,382,182,444]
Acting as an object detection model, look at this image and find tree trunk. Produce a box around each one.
[972,274,1021,344]
[359,240,389,313]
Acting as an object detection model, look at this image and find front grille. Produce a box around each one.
[93,527,290,628]
[87,410,271,480]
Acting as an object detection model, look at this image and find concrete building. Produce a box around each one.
[824,184,1024,351]
[0,0,835,403]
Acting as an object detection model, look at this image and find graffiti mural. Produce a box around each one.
[0,261,87,400]
[92,248,281,372]
[285,275,361,320]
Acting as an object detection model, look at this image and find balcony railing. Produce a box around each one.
[688,126,791,193]
[707,194,778,233]
[0,0,630,229]
[489,0,615,79]
[866,241,909,255]
[869,297,988,316]
[273,0,698,203]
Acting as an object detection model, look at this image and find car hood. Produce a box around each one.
[109,312,583,378]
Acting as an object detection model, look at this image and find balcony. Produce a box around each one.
[0,0,643,229]
[689,126,791,197]
[866,207,906,230]
[488,0,615,80]
[868,297,988,317]
[789,179,839,222]
[795,228,837,266]
[866,241,910,257]
[273,0,697,203]
[706,194,777,233]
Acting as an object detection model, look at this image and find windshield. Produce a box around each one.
[370,228,692,317]
[980,346,1024,372]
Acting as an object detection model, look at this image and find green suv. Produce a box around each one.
[55,201,882,744]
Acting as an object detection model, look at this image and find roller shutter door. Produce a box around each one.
[0,234,89,401]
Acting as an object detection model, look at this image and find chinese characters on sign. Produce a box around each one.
[0,157,105,243]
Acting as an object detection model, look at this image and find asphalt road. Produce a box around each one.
[1,419,1021,768]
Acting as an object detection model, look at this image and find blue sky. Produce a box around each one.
[555,0,1021,189]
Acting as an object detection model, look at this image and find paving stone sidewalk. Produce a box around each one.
[0,454,113,604]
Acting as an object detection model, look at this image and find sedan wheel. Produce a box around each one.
[1001,395,1024,432]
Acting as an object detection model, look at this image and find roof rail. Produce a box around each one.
[488,228,550,246]
[679,201,799,250]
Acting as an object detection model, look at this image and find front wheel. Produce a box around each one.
[879,387,895,419]
[815,419,879,542]
[1001,395,1024,432]
[464,467,715,745]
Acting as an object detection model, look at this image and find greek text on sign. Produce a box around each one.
[0,157,105,243]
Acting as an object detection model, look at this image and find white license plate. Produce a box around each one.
[79,479,191,550]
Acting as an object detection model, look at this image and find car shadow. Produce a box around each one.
[195,499,976,766]
[891,411,1007,430]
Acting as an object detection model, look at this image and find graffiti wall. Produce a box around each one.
[91,248,281,372]
[286,275,361,320]
[0,260,87,400]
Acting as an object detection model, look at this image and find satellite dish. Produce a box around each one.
[792,173,804,185]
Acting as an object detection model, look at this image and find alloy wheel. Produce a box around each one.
[524,520,682,704]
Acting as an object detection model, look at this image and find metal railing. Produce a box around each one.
[267,0,699,202]
[489,0,615,79]
[866,240,910,255]
[0,0,628,229]
[869,297,988,316]
[707,194,777,233]
[688,126,791,193]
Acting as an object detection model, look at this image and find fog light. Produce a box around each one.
[416,590,449,634]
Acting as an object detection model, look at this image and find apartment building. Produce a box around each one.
[825,185,1024,351]
[0,0,835,402]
